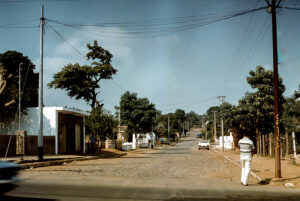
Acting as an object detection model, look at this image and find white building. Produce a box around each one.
[0,106,88,155]
[216,132,234,150]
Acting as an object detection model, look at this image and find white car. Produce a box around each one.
[198,140,210,150]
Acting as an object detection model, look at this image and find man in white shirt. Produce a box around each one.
[238,134,255,186]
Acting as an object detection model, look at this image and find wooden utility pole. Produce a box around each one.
[266,0,281,178]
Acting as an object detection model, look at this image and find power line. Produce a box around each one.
[222,15,270,96]
[281,6,300,11]
[160,97,217,112]
[218,0,260,94]
[45,7,266,38]
[0,0,80,3]
[46,22,85,58]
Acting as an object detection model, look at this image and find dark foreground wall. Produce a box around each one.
[0,135,55,156]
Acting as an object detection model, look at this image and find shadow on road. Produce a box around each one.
[0,195,56,201]
[98,150,127,158]
[165,197,300,201]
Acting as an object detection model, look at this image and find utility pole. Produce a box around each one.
[217,96,226,151]
[213,111,217,143]
[205,120,209,140]
[168,116,170,143]
[38,5,45,161]
[118,105,121,133]
[267,0,281,178]
[18,63,22,132]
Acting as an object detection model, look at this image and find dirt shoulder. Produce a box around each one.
[217,148,300,189]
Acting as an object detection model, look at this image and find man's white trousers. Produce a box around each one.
[240,152,252,185]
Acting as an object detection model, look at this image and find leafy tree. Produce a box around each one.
[174,109,186,123]
[120,91,157,134]
[48,40,117,109]
[85,107,117,150]
[154,122,167,137]
[246,66,285,135]
[209,66,286,143]
[282,85,300,133]
[0,51,38,123]
[185,111,202,128]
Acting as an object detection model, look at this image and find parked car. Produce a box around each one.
[198,140,210,150]
[0,161,20,194]
[196,133,202,138]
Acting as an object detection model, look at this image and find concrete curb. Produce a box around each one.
[19,156,100,169]
[213,149,263,182]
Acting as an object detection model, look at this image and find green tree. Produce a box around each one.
[246,65,285,135]
[120,91,157,134]
[282,85,300,133]
[174,109,186,133]
[0,51,38,123]
[222,66,286,141]
[185,111,202,128]
[85,107,117,151]
[48,40,117,109]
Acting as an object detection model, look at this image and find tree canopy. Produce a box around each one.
[85,107,117,142]
[0,51,38,123]
[120,91,157,134]
[48,40,117,109]
[215,66,286,140]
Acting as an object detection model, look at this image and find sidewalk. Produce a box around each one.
[215,148,300,189]
[1,154,100,169]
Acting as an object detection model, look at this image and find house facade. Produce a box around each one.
[0,106,88,156]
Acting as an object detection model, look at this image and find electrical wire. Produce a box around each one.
[218,0,260,95]
[45,7,266,38]
[159,97,217,113]
[224,16,271,97]
[46,22,85,58]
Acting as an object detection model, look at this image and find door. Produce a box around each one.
[75,123,81,152]
[58,123,67,153]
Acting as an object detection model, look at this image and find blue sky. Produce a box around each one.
[0,0,300,115]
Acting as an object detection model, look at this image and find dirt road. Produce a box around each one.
[3,132,300,200]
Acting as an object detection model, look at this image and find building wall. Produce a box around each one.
[21,107,57,136]
[0,107,58,136]
[0,135,55,156]
[0,106,87,155]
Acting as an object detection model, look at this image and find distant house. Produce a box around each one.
[0,106,88,156]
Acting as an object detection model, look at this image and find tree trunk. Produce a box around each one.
[257,137,260,155]
[285,130,289,160]
[269,133,272,157]
[98,141,104,154]
[262,134,266,157]
[259,133,263,156]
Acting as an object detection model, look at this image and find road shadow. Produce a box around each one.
[0,195,57,201]
[98,150,127,159]
[165,197,300,201]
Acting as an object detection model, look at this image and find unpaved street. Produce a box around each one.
[3,133,300,201]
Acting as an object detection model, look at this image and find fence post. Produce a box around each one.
[292,132,297,161]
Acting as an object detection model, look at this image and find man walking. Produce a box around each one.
[89,133,97,156]
[238,134,255,186]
